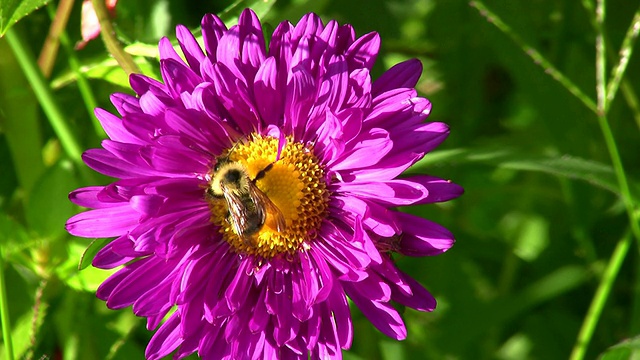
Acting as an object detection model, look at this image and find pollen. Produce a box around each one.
[206,134,329,259]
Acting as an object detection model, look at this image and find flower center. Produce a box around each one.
[207,135,328,259]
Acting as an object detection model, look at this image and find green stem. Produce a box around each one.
[596,110,640,241]
[0,247,15,360]
[472,2,640,356]
[470,1,598,114]
[5,28,84,162]
[592,0,640,245]
[569,230,633,360]
[581,1,640,353]
[91,0,141,75]
[605,6,640,112]
[580,0,640,129]
[595,0,606,113]
[45,4,106,138]
[630,240,640,334]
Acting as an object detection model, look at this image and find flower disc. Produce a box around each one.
[208,135,328,258]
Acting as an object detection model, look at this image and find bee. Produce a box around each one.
[209,157,286,247]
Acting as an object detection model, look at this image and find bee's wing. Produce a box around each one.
[222,189,251,237]
[248,182,286,233]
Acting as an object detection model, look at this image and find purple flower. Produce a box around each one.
[66,9,463,360]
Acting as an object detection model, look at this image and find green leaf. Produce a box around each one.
[51,56,159,90]
[0,0,49,37]
[0,37,44,193]
[77,237,110,271]
[499,212,549,262]
[121,0,278,70]
[62,262,116,293]
[380,340,406,360]
[414,148,640,201]
[64,264,115,293]
[599,335,640,360]
[496,333,534,360]
[55,239,113,292]
[442,265,590,349]
[0,212,29,250]
[124,42,160,59]
[25,160,80,238]
[52,290,143,360]
[0,213,41,273]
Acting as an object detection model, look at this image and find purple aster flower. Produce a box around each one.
[66,9,463,359]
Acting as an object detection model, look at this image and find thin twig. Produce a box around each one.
[591,0,640,248]
[605,7,640,112]
[45,4,105,138]
[595,0,606,115]
[580,0,640,129]
[469,1,598,114]
[37,0,75,78]
[24,280,48,360]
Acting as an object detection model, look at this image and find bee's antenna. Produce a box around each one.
[215,138,245,170]
[227,138,243,156]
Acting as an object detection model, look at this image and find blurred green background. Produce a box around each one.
[1,0,639,359]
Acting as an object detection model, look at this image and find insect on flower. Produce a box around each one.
[66,8,463,360]
[208,151,286,248]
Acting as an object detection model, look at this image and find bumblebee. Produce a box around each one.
[209,158,286,247]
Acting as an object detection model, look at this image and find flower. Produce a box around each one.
[76,0,118,50]
[66,8,463,360]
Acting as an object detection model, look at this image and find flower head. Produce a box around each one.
[66,9,463,359]
[77,0,118,50]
